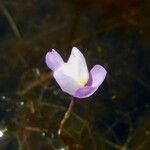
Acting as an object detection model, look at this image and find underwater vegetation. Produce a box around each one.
[0,0,149,150]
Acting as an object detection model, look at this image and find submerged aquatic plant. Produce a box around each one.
[45,47,107,134]
[45,47,107,98]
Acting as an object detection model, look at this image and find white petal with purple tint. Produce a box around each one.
[74,65,107,98]
[54,63,82,95]
[90,65,107,87]
[67,47,89,86]
[45,49,64,71]
[75,86,96,98]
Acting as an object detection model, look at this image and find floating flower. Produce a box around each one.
[45,47,107,98]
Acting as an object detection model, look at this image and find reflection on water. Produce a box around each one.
[0,0,149,149]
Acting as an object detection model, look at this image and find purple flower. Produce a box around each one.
[45,47,107,98]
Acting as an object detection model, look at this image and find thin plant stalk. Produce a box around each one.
[0,1,21,38]
[58,97,74,135]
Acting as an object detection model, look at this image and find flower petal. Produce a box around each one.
[45,50,64,71]
[74,86,96,98]
[90,65,107,87]
[53,63,82,96]
[74,65,107,98]
[67,47,89,85]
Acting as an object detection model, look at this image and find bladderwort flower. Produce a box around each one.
[45,47,107,99]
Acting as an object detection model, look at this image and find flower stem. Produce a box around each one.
[58,97,74,135]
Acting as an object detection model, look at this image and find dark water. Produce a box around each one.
[0,0,149,149]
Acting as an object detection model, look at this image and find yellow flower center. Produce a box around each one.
[78,75,88,86]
